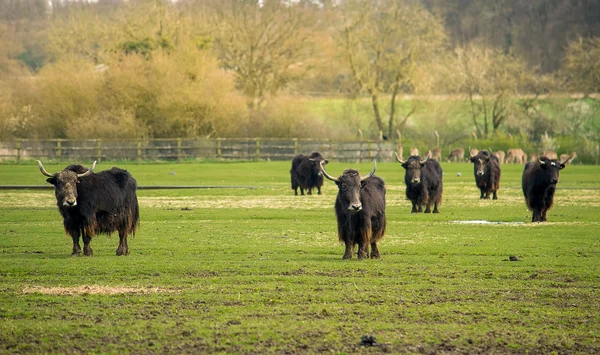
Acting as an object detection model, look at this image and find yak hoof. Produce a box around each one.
[116,248,129,256]
[71,251,82,256]
[342,254,352,260]
[83,248,93,256]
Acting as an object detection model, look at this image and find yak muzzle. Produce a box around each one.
[349,203,363,212]
[550,178,559,184]
[411,178,420,184]
[476,171,485,176]
[63,199,77,207]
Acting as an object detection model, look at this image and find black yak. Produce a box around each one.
[38,160,139,256]
[469,150,501,200]
[522,156,570,222]
[321,160,386,260]
[290,152,328,195]
[396,153,443,213]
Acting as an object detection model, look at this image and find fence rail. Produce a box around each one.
[0,138,400,163]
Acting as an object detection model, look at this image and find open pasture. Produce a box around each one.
[1,161,599,354]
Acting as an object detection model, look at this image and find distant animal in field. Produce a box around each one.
[320,160,386,260]
[505,148,528,164]
[492,150,505,164]
[529,153,539,162]
[290,152,328,195]
[542,151,558,160]
[396,153,443,213]
[470,150,501,200]
[428,147,442,161]
[447,148,465,163]
[560,152,577,164]
[522,155,571,222]
[37,160,139,256]
[410,147,419,157]
[469,147,479,157]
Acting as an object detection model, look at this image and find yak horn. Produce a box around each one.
[420,157,429,164]
[76,161,97,178]
[538,158,546,165]
[394,152,405,164]
[360,160,376,181]
[36,160,53,177]
[320,160,339,182]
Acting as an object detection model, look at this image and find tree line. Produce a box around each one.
[0,0,598,148]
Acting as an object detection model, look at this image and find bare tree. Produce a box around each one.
[212,0,316,109]
[562,36,600,97]
[337,0,446,138]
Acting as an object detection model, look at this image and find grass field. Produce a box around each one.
[1,160,599,354]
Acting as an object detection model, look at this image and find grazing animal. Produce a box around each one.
[37,160,139,256]
[429,147,442,161]
[470,150,501,199]
[447,148,465,163]
[492,150,505,164]
[542,151,558,160]
[396,153,443,213]
[559,152,577,164]
[522,156,571,222]
[320,160,386,260]
[290,152,328,195]
[529,153,539,162]
[410,147,419,157]
[505,148,528,164]
[469,147,479,157]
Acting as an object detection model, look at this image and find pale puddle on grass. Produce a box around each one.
[451,220,525,225]
[22,285,178,295]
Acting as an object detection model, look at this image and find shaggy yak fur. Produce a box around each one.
[522,156,569,222]
[321,161,386,260]
[470,150,501,200]
[399,155,443,213]
[39,161,139,256]
[290,152,328,195]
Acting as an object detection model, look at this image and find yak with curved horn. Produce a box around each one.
[522,155,571,222]
[396,152,443,213]
[37,160,139,256]
[320,160,386,260]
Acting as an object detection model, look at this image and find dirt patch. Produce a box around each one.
[23,285,178,295]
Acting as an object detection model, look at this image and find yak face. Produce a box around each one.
[38,160,96,208]
[309,158,328,177]
[539,158,565,185]
[470,155,490,176]
[336,170,365,212]
[402,158,425,185]
[46,170,80,207]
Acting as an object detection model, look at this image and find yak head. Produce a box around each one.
[37,160,96,207]
[308,154,328,177]
[538,156,567,185]
[320,160,376,212]
[396,153,428,185]
[470,151,492,176]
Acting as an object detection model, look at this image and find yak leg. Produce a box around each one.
[370,242,380,259]
[71,230,82,256]
[116,229,129,256]
[300,187,305,196]
[307,187,312,195]
[317,186,322,195]
[82,234,93,256]
[417,203,423,212]
[411,201,418,213]
[342,240,353,260]
[292,178,298,196]
[541,209,548,222]
[357,241,369,260]
[532,209,542,223]
[492,189,498,200]
[479,188,485,199]
[424,203,432,213]
[433,202,440,213]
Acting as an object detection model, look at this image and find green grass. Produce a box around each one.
[1,161,599,353]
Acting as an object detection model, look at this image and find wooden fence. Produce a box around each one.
[0,138,401,163]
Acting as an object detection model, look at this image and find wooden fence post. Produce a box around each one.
[56,139,62,162]
[293,138,298,156]
[217,139,222,161]
[177,138,182,163]
[96,139,102,162]
[16,139,22,163]
[255,139,260,161]
[137,138,142,165]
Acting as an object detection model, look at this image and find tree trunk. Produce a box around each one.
[370,93,385,133]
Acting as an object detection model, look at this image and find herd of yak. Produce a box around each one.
[36,147,574,260]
